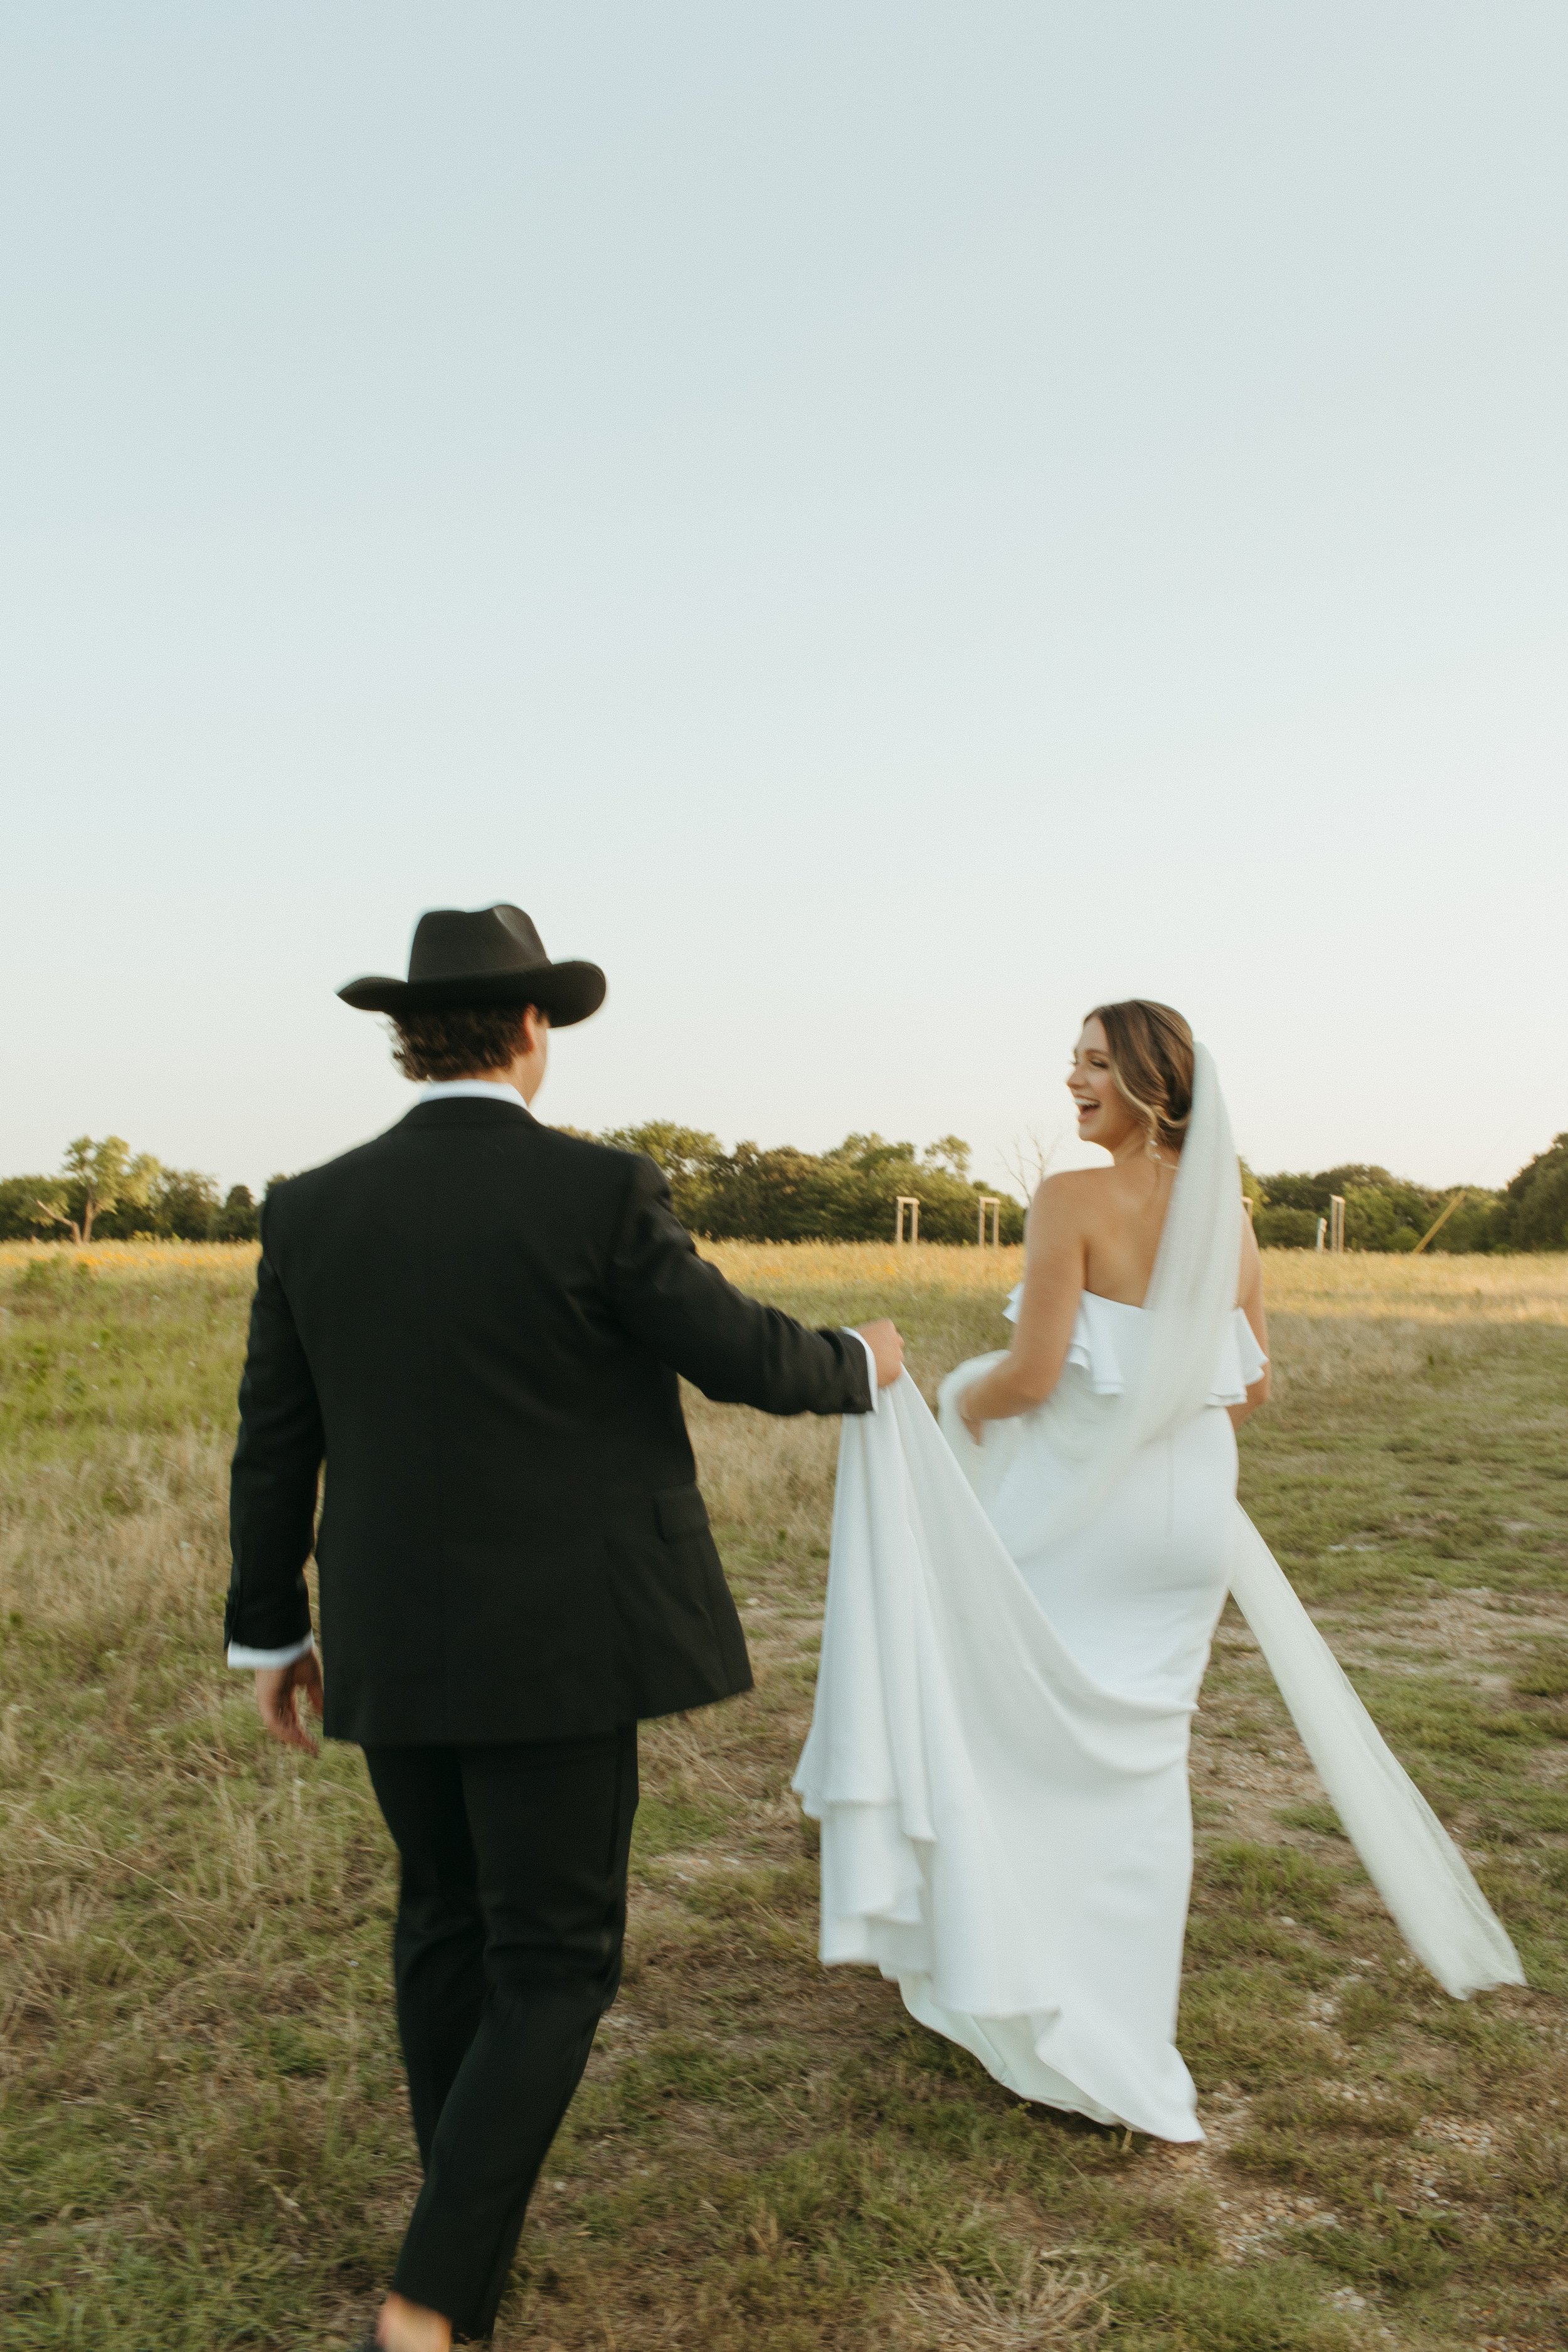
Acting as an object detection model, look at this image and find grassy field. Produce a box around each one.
[2,1238,1566,2352]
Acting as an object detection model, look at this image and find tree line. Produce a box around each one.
[3,1126,1566,1253]
[620,1124,1568,1253]
[1242,1134,1568,1253]
[0,1125,1026,1249]
[588,1124,1029,1244]
[0,1137,262,1244]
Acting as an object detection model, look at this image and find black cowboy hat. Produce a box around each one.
[338,904,606,1026]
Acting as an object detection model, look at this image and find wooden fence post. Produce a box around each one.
[1412,1193,1466,1255]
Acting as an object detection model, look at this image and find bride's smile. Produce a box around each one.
[1068,1019,1173,1162]
[1067,1032,1112,1142]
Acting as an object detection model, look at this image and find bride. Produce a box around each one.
[795,1000,1522,2144]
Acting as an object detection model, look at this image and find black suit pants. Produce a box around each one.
[364,1727,638,2340]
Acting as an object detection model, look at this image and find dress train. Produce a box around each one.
[794,1372,1523,2142]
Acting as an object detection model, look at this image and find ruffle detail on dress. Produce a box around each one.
[1004,1286,1267,1407]
[1222,1310,1269,1403]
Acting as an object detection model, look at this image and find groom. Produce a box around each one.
[225,904,902,2352]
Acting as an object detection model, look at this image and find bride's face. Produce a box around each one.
[1067,1019,1140,1155]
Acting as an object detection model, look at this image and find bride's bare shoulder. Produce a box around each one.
[1029,1168,1108,1227]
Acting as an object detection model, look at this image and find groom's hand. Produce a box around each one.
[255,1650,325,1756]
[857,1319,904,1388]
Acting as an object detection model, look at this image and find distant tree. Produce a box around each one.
[822,1133,918,1174]
[1421,1190,1510,1254]
[599,1121,725,1175]
[999,1128,1062,1203]
[1342,1183,1433,1254]
[1254,1204,1320,1249]
[599,1123,726,1226]
[110,1168,221,1241]
[1259,1166,1402,1217]
[1505,1133,1568,1251]
[693,1143,856,1241]
[1257,1170,1331,1215]
[211,1184,260,1242]
[0,1176,61,1241]
[1316,1163,1401,1198]
[33,1136,160,1244]
[923,1136,972,1180]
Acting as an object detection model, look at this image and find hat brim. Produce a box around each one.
[338,960,607,1027]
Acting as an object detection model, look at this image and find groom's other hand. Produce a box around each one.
[255,1650,325,1755]
[857,1320,904,1387]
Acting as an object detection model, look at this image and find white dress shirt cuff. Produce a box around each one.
[844,1328,880,1413]
[228,1631,315,1670]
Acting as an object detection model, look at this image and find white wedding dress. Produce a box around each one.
[794,1047,1523,2143]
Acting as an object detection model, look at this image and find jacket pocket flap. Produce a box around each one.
[654,1485,711,1541]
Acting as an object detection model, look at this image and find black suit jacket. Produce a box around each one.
[225,1098,871,1743]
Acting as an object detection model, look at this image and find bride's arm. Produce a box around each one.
[1229,1215,1272,1429]
[958,1177,1086,1436]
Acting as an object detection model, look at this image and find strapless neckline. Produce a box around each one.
[1003,1285,1266,1407]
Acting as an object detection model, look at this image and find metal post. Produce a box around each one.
[1329,1195,1345,1254]
[977,1195,1001,1246]
[895,1195,920,1245]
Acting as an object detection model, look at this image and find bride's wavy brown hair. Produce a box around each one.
[1086,1000,1195,1157]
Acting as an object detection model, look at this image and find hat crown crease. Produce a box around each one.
[409,904,548,982]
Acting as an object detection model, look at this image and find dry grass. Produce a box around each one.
[1256,1251,1568,1325]
[3,1242,1567,2351]
[0,1238,257,1274]
[899,2249,1110,2346]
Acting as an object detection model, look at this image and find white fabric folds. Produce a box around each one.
[797,1036,1522,2139]
[795,1379,1524,2141]
[794,1372,1209,2139]
[1020,1288,1269,1407]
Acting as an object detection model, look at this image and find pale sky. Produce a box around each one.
[4,3,1564,1198]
